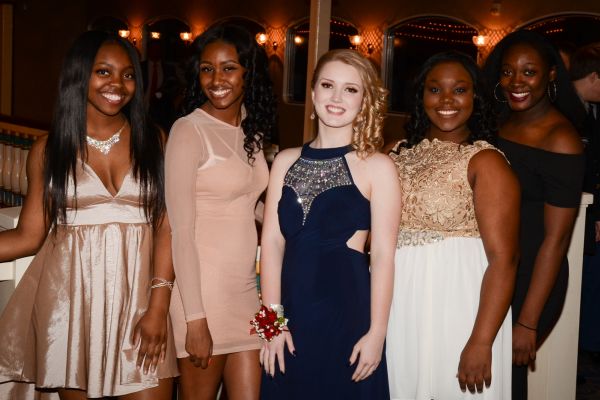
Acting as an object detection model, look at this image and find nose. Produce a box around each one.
[331,88,343,102]
[440,90,454,104]
[212,69,224,85]
[109,73,124,88]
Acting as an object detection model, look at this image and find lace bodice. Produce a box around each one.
[390,138,502,244]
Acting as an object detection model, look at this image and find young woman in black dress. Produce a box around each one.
[484,30,585,400]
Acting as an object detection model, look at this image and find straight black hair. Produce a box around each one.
[44,30,165,229]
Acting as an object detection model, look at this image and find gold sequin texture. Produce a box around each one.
[390,138,505,247]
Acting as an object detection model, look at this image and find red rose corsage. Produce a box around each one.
[250,304,289,342]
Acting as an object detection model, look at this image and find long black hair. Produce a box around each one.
[44,30,165,229]
[182,23,276,163]
[483,29,585,129]
[400,51,497,149]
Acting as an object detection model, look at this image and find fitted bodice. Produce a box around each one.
[391,139,501,244]
[63,162,146,226]
[278,144,370,243]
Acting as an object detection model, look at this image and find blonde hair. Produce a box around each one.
[311,49,388,158]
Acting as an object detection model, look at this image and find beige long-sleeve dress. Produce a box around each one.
[0,161,178,399]
[166,108,268,357]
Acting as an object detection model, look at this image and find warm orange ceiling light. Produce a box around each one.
[349,34,363,46]
[118,29,130,38]
[180,32,192,41]
[150,31,161,40]
[255,32,268,45]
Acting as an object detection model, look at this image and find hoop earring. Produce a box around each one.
[494,82,508,103]
[547,80,558,103]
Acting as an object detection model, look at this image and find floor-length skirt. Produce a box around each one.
[386,237,511,400]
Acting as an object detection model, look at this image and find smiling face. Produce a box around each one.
[499,43,556,112]
[198,40,246,121]
[423,61,474,140]
[311,60,364,131]
[87,42,135,118]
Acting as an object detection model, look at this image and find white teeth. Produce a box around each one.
[511,92,529,98]
[326,105,345,113]
[210,89,231,97]
[102,93,122,102]
[437,110,458,116]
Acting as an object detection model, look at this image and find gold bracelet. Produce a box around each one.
[150,277,174,290]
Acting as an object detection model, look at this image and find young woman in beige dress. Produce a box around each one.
[0,31,177,399]
[165,23,276,399]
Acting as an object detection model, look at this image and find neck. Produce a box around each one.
[425,127,470,145]
[201,101,243,126]
[86,108,127,139]
[312,122,353,148]
[509,98,554,125]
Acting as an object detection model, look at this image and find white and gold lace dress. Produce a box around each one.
[386,138,511,400]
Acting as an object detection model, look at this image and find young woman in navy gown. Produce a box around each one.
[258,49,401,399]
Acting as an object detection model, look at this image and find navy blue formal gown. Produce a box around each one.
[260,144,390,400]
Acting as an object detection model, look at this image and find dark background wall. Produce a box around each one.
[10,0,600,147]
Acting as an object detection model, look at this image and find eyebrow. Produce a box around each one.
[93,61,133,69]
[319,77,361,86]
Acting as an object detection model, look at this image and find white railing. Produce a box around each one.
[0,120,46,208]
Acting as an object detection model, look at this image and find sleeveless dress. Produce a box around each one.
[0,162,178,399]
[260,144,390,400]
[496,137,584,400]
[386,139,512,400]
[165,108,268,357]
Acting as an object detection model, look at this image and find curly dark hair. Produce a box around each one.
[182,23,277,163]
[399,51,497,150]
[44,30,165,229]
[483,29,585,130]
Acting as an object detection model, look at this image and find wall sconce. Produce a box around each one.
[180,32,192,42]
[118,29,130,39]
[367,43,375,54]
[294,35,305,45]
[150,31,161,40]
[349,34,363,47]
[472,35,488,47]
[272,41,278,51]
[255,32,268,46]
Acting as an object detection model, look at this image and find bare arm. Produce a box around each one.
[259,148,300,376]
[133,213,176,373]
[458,149,520,393]
[513,124,583,366]
[349,153,402,381]
[0,136,49,260]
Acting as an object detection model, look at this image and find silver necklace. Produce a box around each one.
[86,122,126,155]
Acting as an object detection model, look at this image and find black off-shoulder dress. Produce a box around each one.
[497,137,584,400]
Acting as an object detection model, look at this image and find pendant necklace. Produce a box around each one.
[86,121,127,155]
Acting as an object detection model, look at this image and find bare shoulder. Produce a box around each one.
[271,147,302,174]
[545,121,583,154]
[469,147,510,170]
[363,151,398,175]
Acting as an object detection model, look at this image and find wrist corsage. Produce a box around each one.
[250,304,289,342]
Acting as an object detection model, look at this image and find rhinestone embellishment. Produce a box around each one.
[284,156,352,224]
[86,122,126,155]
[397,229,445,247]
